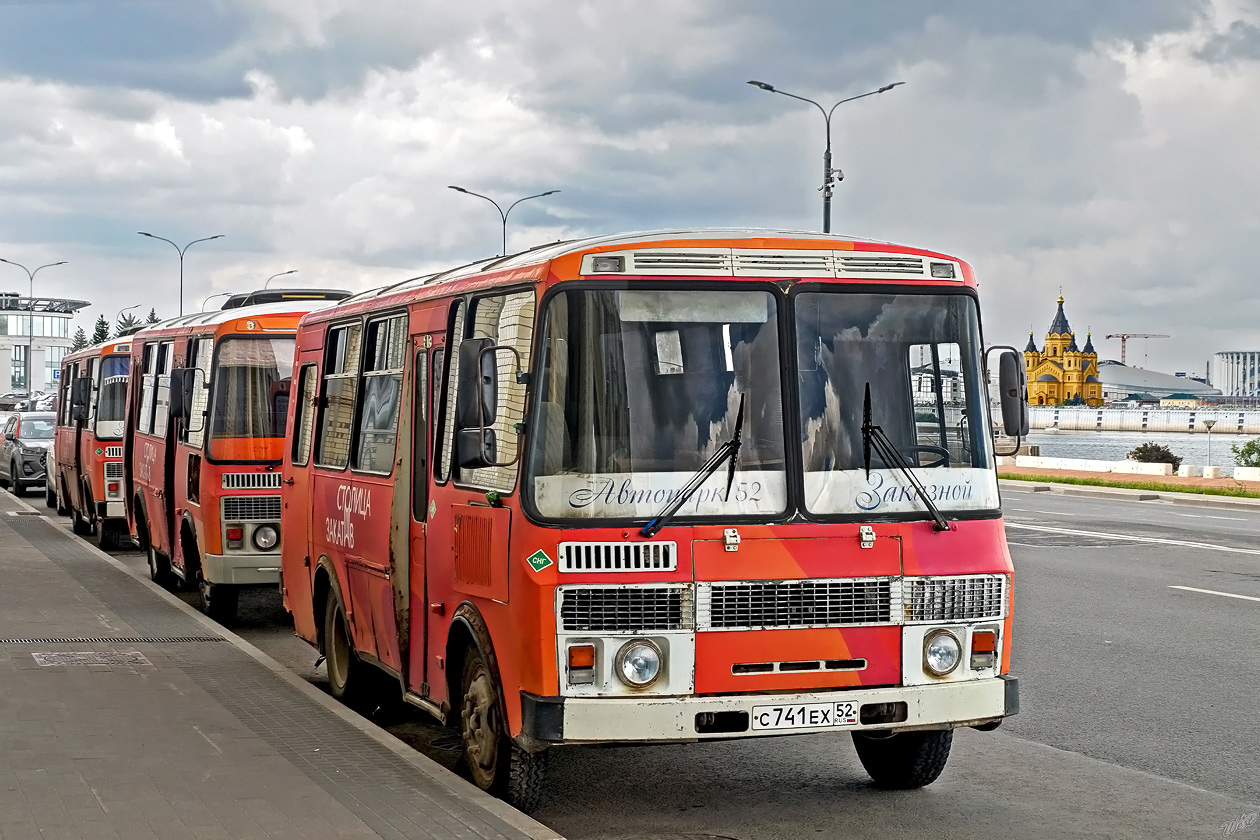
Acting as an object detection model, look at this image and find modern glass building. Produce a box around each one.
[1212,351,1260,397]
[0,292,91,394]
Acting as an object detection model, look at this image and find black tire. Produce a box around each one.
[44,481,56,509]
[459,647,547,812]
[71,507,93,536]
[147,543,177,590]
[98,520,124,552]
[55,481,70,516]
[10,463,24,496]
[324,595,365,703]
[197,570,239,622]
[852,729,953,789]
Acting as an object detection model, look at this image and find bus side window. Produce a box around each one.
[411,349,428,521]
[139,344,156,434]
[292,363,318,467]
[315,322,363,469]
[184,338,213,448]
[430,347,445,481]
[86,357,100,423]
[352,315,406,474]
[152,342,173,438]
[435,301,464,484]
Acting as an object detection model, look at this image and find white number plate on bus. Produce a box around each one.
[751,701,859,731]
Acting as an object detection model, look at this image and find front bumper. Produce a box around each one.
[522,675,1017,745]
[202,553,281,586]
[94,500,126,519]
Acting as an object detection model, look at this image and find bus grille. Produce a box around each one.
[902,575,1006,623]
[222,495,281,522]
[105,446,123,458]
[221,472,283,490]
[559,586,690,632]
[104,462,124,480]
[559,541,677,573]
[698,578,893,630]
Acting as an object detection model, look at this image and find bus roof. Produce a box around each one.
[63,337,135,365]
[132,298,341,341]
[317,228,973,319]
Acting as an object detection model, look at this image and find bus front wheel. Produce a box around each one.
[197,572,239,622]
[71,506,93,536]
[147,544,177,590]
[324,596,365,703]
[851,729,953,789]
[458,647,547,813]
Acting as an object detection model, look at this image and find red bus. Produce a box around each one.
[280,230,1028,811]
[125,291,347,620]
[54,338,133,548]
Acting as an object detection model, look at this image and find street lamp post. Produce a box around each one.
[0,258,68,394]
[137,232,225,316]
[747,80,904,233]
[447,186,560,256]
[114,304,142,337]
[264,270,297,288]
[201,292,233,312]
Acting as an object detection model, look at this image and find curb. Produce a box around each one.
[0,487,564,840]
[999,479,1260,510]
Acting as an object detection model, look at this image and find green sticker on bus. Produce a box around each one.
[95,448,103,456]
[526,550,553,573]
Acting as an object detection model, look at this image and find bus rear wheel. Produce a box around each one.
[458,647,547,813]
[147,544,177,590]
[851,729,953,789]
[324,596,365,703]
[71,507,93,536]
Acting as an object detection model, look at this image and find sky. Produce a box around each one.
[1,0,1258,377]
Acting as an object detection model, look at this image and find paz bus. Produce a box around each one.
[125,289,349,620]
[54,338,134,549]
[279,229,1029,812]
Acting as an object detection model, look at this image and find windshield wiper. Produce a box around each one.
[861,383,950,533]
[641,394,745,538]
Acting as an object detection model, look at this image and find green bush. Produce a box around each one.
[1231,438,1260,468]
[1127,442,1182,471]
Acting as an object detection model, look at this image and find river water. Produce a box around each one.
[1023,430,1256,476]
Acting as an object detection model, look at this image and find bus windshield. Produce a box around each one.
[527,288,787,521]
[795,290,998,516]
[208,337,295,462]
[97,354,129,426]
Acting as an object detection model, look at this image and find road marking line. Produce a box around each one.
[1173,513,1247,521]
[1005,522,1260,556]
[1168,585,1260,603]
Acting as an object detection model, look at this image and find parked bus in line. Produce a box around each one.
[279,229,1028,812]
[125,289,349,621]
[54,338,134,548]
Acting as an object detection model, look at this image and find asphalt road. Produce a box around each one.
[13,482,1260,839]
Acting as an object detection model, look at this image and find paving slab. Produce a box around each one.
[0,490,562,840]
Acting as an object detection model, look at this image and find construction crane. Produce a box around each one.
[1105,333,1169,365]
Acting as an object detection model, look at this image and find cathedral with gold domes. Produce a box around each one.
[1023,296,1104,406]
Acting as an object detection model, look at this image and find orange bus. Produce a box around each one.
[280,230,1028,811]
[125,290,348,620]
[54,338,133,549]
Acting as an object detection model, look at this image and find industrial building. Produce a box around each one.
[0,292,90,395]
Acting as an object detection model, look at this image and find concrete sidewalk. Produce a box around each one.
[0,488,562,840]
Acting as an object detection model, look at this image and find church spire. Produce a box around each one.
[1048,295,1072,336]
[1025,331,1038,353]
[1083,332,1095,354]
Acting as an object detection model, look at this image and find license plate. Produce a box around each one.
[750,701,859,731]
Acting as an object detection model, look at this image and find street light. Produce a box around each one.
[0,258,67,394]
[747,79,904,233]
[201,292,233,311]
[1204,418,1217,468]
[114,304,142,336]
[137,232,225,316]
[448,186,561,256]
[264,270,297,288]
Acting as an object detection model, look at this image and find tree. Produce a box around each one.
[70,326,88,352]
[146,308,160,324]
[1231,438,1260,468]
[91,315,110,344]
[115,312,141,336]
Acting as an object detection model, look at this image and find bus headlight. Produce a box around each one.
[923,629,962,676]
[252,524,279,551]
[615,639,662,688]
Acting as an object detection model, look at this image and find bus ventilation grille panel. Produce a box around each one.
[559,585,691,632]
[222,472,284,490]
[222,495,282,522]
[104,462,124,480]
[558,541,677,573]
[901,575,1005,624]
[698,578,893,630]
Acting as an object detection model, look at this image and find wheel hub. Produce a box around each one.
[462,668,499,774]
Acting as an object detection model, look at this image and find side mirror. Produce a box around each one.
[169,368,193,421]
[71,376,92,423]
[456,338,497,430]
[997,350,1029,437]
[456,428,497,468]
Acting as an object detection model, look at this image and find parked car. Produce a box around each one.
[0,411,56,495]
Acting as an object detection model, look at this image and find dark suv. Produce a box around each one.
[0,411,55,496]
